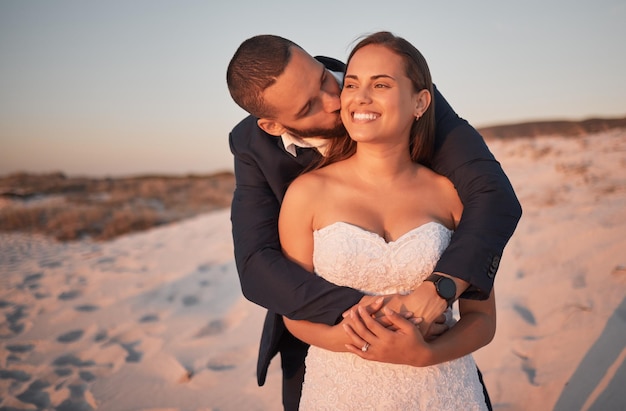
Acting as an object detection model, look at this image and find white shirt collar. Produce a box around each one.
[280,69,343,158]
[281,133,330,157]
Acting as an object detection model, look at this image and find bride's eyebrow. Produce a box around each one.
[344,74,396,81]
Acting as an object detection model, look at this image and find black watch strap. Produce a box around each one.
[425,273,456,307]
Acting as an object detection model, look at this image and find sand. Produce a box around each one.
[1,129,625,410]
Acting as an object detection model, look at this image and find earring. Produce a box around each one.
[415,115,420,122]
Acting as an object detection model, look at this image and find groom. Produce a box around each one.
[226,34,521,410]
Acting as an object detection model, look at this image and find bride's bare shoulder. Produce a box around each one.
[286,164,348,209]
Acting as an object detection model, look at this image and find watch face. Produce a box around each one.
[437,277,456,300]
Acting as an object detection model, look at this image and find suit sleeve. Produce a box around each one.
[430,85,522,299]
[229,128,363,325]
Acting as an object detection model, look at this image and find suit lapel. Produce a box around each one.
[275,136,322,168]
[294,146,322,167]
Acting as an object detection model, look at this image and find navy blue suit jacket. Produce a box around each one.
[228,56,522,385]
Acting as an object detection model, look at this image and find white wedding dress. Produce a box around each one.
[299,221,488,411]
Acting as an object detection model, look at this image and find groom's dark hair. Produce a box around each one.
[227,34,300,119]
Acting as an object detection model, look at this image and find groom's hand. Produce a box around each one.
[381,285,448,337]
[343,296,415,330]
[423,316,449,341]
[343,285,455,336]
[343,295,385,319]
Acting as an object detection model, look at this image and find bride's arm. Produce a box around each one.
[344,290,496,366]
[278,175,352,352]
[424,291,496,365]
[283,318,352,352]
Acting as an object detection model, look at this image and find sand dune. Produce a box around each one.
[1,129,625,410]
[473,129,626,410]
[0,210,282,410]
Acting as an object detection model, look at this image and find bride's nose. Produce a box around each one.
[355,87,372,104]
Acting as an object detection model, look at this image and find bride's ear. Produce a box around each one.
[414,89,431,118]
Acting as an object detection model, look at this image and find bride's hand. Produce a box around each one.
[342,306,433,367]
[342,297,414,331]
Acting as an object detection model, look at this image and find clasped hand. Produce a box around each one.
[340,296,448,367]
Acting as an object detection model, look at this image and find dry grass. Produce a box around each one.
[478,116,626,140]
[0,171,234,241]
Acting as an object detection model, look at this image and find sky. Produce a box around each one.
[1,0,625,177]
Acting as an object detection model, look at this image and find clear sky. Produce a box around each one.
[1,0,624,177]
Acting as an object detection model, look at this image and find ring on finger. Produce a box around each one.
[361,342,370,352]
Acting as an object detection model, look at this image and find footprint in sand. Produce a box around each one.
[2,303,30,335]
[512,302,537,326]
[39,259,63,269]
[55,368,74,377]
[6,353,21,365]
[52,333,137,388]
[206,349,245,372]
[74,304,100,312]
[104,334,145,362]
[207,357,237,371]
[5,343,36,366]
[34,291,51,299]
[55,383,97,411]
[93,329,108,342]
[20,272,44,292]
[58,290,82,301]
[79,370,96,382]
[96,256,116,265]
[6,343,36,354]
[51,352,110,386]
[53,354,96,368]
[512,350,539,386]
[119,341,142,363]
[182,295,200,306]
[0,368,32,382]
[139,313,160,323]
[57,329,85,343]
[16,379,52,409]
[197,263,212,272]
[23,272,44,281]
[195,319,226,338]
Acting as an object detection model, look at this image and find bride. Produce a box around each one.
[278,31,496,410]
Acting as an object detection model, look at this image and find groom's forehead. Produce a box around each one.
[265,50,325,117]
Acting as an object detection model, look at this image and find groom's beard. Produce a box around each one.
[283,121,347,139]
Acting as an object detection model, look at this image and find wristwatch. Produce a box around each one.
[425,274,456,307]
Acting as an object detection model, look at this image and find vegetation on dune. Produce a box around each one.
[0,171,235,241]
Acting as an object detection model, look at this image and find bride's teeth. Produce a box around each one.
[353,112,378,121]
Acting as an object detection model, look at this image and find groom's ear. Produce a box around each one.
[257,118,286,137]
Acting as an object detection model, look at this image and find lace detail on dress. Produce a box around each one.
[313,221,451,295]
[299,221,488,411]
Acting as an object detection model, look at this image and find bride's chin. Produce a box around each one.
[346,131,368,141]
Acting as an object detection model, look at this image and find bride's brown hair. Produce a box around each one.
[317,31,436,169]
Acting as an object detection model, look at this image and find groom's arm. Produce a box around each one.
[371,85,520,331]
[229,117,363,325]
[430,85,522,299]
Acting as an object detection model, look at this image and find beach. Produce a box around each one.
[1,129,625,410]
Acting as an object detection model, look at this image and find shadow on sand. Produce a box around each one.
[553,297,626,411]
